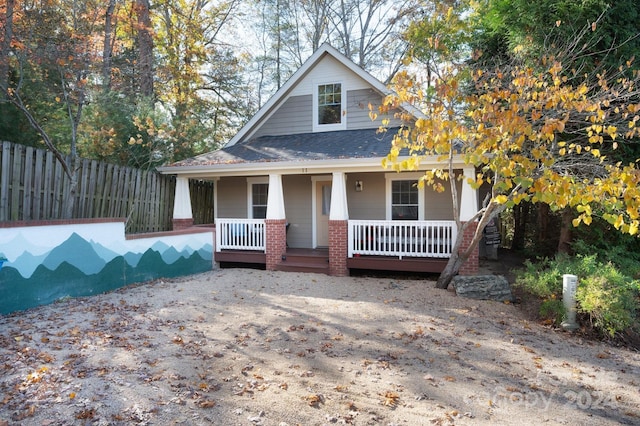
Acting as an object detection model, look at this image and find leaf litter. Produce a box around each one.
[0,269,639,425]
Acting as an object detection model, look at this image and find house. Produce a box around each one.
[158,43,479,276]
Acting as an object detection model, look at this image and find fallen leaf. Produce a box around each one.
[304,394,323,407]
[383,391,400,407]
[198,399,216,408]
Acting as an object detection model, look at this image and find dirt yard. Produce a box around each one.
[1,268,639,425]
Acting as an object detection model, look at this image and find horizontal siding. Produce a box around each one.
[290,55,371,96]
[347,89,404,130]
[217,176,247,218]
[253,95,312,138]
[346,173,386,220]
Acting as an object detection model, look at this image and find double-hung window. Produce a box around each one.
[313,82,346,131]
[385,173,424,221]
[247,178,268,219]
[391,180,419,220]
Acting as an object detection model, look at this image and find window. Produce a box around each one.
[251,183,268,219]
[386,173,424,220]
[391,180,419,220]
[313,82,345,131]
[318,83,342,125]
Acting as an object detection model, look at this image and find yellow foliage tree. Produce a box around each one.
[382,57,640,289]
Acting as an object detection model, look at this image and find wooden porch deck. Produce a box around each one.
[215,247,447,274]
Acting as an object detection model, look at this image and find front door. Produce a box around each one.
[315,181,331,247]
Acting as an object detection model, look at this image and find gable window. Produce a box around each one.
[318,83,341,124]
[385,173,424,220]
[313,82,346,131]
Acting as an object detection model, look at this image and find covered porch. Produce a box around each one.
[173,165,480,276]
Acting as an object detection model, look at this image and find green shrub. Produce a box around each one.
[576,267,638,337]
[515,254,640,337]
[539,298,566,324]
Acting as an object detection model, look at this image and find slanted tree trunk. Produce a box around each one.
[435,204,506,289]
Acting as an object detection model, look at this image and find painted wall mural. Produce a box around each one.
[0,221,213,314]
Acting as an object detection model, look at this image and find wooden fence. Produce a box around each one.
[0,141,214,233]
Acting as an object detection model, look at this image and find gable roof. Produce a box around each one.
[158,43,429,177]
[169,127,400,167]
[226,43,392,147]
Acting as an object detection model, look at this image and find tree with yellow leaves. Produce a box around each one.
[382,22,640,289]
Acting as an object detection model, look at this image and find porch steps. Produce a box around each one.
[275,249,330,275]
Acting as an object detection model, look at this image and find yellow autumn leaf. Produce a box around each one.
[495,194,508,204]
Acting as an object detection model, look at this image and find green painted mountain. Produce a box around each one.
[0,248,212,315]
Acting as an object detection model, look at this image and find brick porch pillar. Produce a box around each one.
[329,220,348,276]
[458,221,479,275]
[172,218,194,230]
[265,219,287,271]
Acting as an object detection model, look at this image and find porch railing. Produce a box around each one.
[215,218,266,251]
[348,220,457,259]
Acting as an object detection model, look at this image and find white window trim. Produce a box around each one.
[312,81,347,132]
[246,177,269,219]
[385,172,425,221]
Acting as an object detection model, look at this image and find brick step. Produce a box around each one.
[275,250,330,274]
[275,262,330,274]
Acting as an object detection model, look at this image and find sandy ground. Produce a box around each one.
[1,267,639,426]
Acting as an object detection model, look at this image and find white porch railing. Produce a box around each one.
[348,220,457,259]
[215,219,266,251]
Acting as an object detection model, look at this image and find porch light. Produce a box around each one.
[355,180,363,192]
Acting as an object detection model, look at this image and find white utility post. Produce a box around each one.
[561,274,579,331]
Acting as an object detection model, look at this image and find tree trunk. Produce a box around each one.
[102,0,116,89]
[0,0,14,95]
[512,202,528,250]
[435,250,465,289]
[557,207,573,254]
[135,0,154,98]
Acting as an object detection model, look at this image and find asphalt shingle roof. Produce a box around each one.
[169,127,401,167]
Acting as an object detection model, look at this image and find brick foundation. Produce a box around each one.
[458,221,479,275]
[329,220,349,276]
[265,219,287,271]
[172,218,194,230]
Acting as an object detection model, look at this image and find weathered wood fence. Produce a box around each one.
[0,141,214,233]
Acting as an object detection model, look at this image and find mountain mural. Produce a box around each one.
[0,223,214,315]
[42,233,107,275]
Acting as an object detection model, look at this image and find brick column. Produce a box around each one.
[172,218,194,230]
[329,220,348,276]
[265,219,287,271]
[458,221,479,275]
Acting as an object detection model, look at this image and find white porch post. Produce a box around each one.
[459,166,478,221]
[173,176,194,230]
[329,172,349,276]
[265,174,286,271]
[266,174,286,219]
[329,171,348,220]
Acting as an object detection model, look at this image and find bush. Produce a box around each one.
[515,254,640,337]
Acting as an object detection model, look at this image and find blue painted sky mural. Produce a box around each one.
[0,222,213,314]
